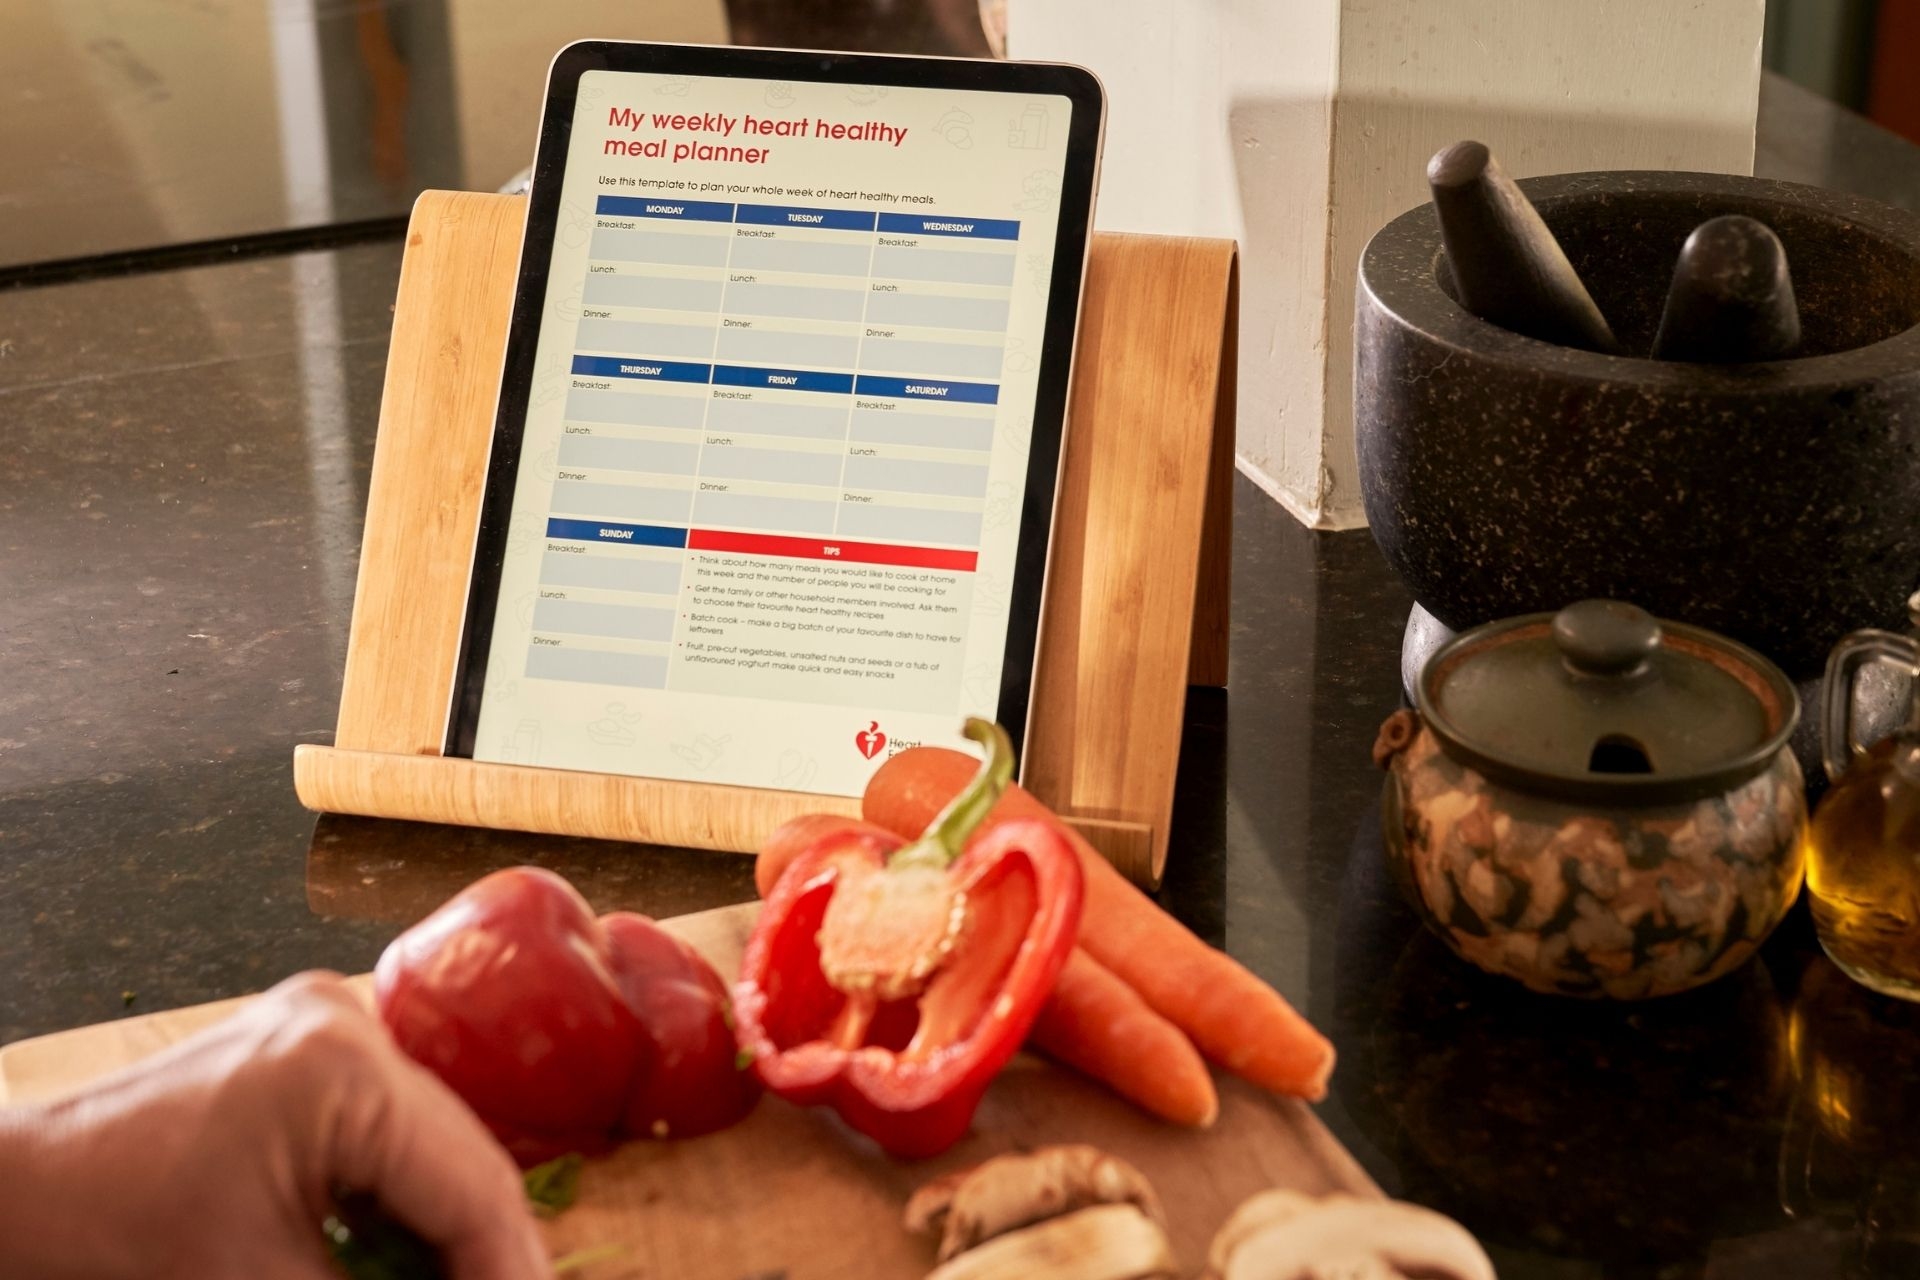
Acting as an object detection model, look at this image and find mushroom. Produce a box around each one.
[925,1203,1176,1280]
[906,1146,1175,1280]
[1203,1190,1495,1280]
[905,1144,1166,1262]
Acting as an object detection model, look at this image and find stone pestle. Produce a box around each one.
[1649,214,1802,362]
[1426,140,1622,354]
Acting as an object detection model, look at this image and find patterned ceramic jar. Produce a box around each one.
[1374,600,1807,999]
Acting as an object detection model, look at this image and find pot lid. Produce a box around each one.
[1415,600,1800,804]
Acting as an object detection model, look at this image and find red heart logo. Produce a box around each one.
[855,721,887,759]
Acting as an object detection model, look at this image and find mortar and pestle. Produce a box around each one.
[1357,146,1920,785]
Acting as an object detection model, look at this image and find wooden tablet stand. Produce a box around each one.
[293,191,1235,887]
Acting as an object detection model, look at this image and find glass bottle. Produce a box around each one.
[1808,593,1920,999]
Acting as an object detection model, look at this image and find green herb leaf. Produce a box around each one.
[522,1153,584,1218]
[734,1046,756,1071]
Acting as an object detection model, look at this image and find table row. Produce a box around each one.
[566,388,996,450]
[546,482,986,546]
[575,315,1005,380]
[582,272,1011,331]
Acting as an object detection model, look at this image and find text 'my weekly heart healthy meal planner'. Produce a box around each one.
[472,70,1076,795]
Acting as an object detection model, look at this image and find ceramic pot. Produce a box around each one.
[1397,601,1915,802]
[1374,600,1808,999]
[1356,170,1920,679]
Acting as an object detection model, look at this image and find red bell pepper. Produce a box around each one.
[603,910,761,1141]
[733,719,1083,1158]
[375,867,757,1165]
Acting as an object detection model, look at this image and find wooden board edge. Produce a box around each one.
[1145,237,1237,886]
[294,744,859,852]
[1025,232,1238,891]
[294,745,1153,868]
[1067,816,1160,888]
[334,190,526,754]
[1188,246,1238,690]
[1080,234,1236,889]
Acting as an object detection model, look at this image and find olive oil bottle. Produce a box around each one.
[1809,602,1920,1000]
[1807,737,1920,999]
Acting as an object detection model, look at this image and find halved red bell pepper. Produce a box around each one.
[733,719,1083,1158]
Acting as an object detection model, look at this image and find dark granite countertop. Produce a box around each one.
[4,39,1920,1279]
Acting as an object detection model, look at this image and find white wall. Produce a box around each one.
[1013,0,1763,529]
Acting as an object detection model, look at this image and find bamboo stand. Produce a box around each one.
[293,190,1235,887]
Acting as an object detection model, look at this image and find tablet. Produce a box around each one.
[447,41,1103,797]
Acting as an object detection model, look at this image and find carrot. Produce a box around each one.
[864,748,1336,1102]
[1030,949,1219,1127]
[754,813,902,899]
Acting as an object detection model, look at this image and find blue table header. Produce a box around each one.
[854,375,1000,405]
[571,355,712,384]
[713,364,856,395]
[545,518,689,549]
[736,203,878,233]
[596,195,735,222]
[876,213,1020,240]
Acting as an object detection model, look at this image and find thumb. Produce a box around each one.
[332,1053,551,1280]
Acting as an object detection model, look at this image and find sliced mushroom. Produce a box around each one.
[925,1204,1177,1280]
[905,1144,1166,1262]
[1204,1190,1495,1280]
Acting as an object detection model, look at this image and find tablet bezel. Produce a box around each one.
[444,40,1104,783]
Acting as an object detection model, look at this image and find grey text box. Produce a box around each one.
[557,435,699,475]
[708,397,849,441]
[860,336,1005,379]
[590,225,731,268]
[849,408,994,451]
[549,481,694,524]
[693,490,836,535]
[864,291,1011,331]
[564,387,706,430]
[532,598,676,642]
[716,326,860,369]
[871,244,1016,286]
[575,317,716,359]
[837,502,983,546]
[723,281,866,322]
[842,454,989,499]
[539,551,683,595]
[729,236,872,276]
[581,273,725,312]
[526,646,669,689]
[699,445,842,487]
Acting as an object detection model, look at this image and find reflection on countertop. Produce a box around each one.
[304,814,755,927]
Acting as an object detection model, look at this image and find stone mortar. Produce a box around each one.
[1357,170,1920,680]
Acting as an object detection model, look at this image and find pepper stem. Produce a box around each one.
[889,718,1013,872]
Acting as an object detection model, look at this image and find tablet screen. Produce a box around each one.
[456,49,1098,796]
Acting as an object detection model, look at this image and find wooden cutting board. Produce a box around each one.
[0,903,1375,1277]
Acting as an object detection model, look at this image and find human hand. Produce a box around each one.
[0,971,548,1280]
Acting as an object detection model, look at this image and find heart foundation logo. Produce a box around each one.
[855,721,887,760]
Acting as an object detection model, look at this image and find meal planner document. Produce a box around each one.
[473,69,1077,794]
